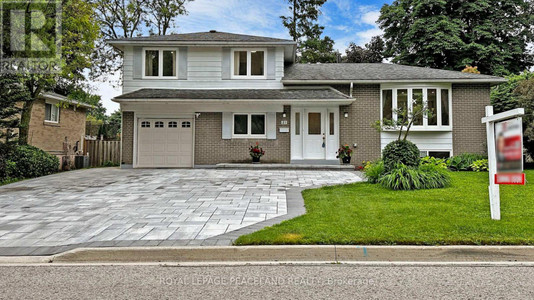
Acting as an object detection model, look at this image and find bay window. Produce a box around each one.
[143,48,177,78]
[233,113,266,137]
[381,85,452,129]
[232,49,266,78]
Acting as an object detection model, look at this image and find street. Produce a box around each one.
[1,264,533,299]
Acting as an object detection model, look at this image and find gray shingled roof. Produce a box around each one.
[283,63,506,82]
[109,31,295,44]
[114,88,349,101]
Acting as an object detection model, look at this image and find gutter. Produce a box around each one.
[112,98,355,105]
[282,78,507,85]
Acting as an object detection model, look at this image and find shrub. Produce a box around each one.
[382,140,420,171]
[363,160,385,184]
[420,156,447,169]
[447,153,487,171]
[470,159,489,172]
[8,145,59,179]
[102,161,120,167]
[378,163,451,190]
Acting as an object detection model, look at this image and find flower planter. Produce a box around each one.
[342,157,351,164]
[252,157,260,163]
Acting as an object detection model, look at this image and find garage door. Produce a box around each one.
[137,119,193,168]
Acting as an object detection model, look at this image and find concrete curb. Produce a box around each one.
[45,245,534,264]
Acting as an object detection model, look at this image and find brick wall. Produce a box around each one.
[334,84,382,165]
[28,98,87,153]
[121,111,134,165]
[452,83,491,155]
[195,106,291,165]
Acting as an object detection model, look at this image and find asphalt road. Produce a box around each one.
[1,264,533,299]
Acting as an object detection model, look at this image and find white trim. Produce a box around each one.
[230,48,268,79]
[231,113,267,139]
[380,84,453,132]
[283,79,507,84]
[141,47,179,79]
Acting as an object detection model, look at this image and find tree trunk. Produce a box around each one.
[18,100,34,145]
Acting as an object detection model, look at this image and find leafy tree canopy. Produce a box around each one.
[378,0,534,75]
[344,36,385,63]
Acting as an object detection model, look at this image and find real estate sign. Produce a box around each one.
[495,118,523,173]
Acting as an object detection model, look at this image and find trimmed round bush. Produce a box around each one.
[378,163,451,190]
[382,140,420,171]
[8,145,59,179]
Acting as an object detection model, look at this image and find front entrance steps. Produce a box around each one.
[215,162,355,170]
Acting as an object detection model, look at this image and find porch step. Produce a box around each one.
[215,163,355,171]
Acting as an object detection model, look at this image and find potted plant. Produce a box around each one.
[336,145,353,164]
[249,142,265,163]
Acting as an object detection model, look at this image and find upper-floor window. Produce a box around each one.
[143,48,177,78]
[231,49,266,79]
[45,102,59,123]
[381,85,452,130]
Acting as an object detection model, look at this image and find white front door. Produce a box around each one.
[291,107,339,161]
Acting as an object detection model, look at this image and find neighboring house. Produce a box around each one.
[108,31,506,169]
[26,92,91,155]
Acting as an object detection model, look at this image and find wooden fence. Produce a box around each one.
[84,140,121,167]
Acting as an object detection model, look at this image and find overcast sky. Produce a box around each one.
[92,0,392,114]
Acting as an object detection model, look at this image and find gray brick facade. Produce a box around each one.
[121,111,134,165]
[452,83,490,155]
[194,106,291,165]
[335,84,382,165]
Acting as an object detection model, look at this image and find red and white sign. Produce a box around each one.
[495,173,526,185]
[495,118,523,173]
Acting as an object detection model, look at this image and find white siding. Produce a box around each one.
[122,46,285,94]
[381,131,453,153]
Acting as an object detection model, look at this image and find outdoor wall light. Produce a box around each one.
[283,113,287,118]
[344,112,349,118]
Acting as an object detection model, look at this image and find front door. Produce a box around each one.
[303,109,327,159]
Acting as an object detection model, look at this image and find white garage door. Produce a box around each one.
[137,118,193,168]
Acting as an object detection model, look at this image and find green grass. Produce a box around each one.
[235,170,534,245]
[0,178,22,186]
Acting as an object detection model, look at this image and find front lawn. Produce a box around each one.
[235,170,534,245]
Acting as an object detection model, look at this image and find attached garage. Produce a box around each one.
[137,118,193,168]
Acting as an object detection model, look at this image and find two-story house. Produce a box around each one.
[109,31,506,169]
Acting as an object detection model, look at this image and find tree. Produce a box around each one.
[6,0,100,145]
[344,36,384,63]
[145,0,192,36]
[281,0,337,63]
[378,0,534,75]
[0,75,31,143]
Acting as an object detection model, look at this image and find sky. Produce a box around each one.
[93,0,392,114]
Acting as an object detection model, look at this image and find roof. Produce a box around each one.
[41,92,93,109]
[108,31,295,45]
[113,88,350,102]
[283,63,506,83]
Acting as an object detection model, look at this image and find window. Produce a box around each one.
[295,112,300,136]
[155,121,164,128]
[233,113,266,137]
[232,49,266,78]
[428,151,451,159]
[382,90,393,120]
[168,121,178,128]
[308,113,321,135]
[329,113,334,135]
[45,103,59,123]
[144,49,177,78]
[141,121,150,128]
[381,86,452,129]
[182,121,191,128]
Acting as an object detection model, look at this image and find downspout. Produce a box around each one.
[349,82,353,98]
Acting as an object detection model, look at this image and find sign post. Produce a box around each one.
[481,107,525,220]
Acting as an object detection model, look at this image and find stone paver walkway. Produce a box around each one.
[0,168,362,255]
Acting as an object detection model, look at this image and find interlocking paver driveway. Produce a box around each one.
[0,168,362,249]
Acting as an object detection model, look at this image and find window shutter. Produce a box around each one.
[132,47,143,79]
[266,48,276,80]
[222,112,232,139]
[221,48,231,80]
[266,112,277,140]
[178,47,188,80]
